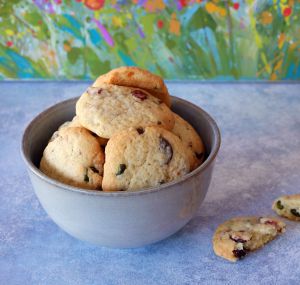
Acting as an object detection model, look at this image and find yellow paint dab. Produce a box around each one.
[261,53,271,73]
[260,11,273,25]
[112,16,123,27]
[63,42,72,52]
[144,0,165,12]
[278,33,285,49]
[270,73,277,80]
[156,0,165,10]
[274,59,283,71]
[5,29,14,36]
[49,50,56,59]
[288,42,297,51]
[205,2,218,14]
[218,7,227,17]
[169,13,181,36]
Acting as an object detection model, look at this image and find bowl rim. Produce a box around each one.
[21,95,221,197]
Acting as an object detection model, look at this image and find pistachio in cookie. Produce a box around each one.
[40,127,105,190]
[272,194,300,221]
[102,126,191,192]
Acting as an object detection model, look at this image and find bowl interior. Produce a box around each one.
[23,96,220,189]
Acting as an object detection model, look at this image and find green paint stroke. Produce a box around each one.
[0,0,299,80]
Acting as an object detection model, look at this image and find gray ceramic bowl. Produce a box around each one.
[21,96,221,248]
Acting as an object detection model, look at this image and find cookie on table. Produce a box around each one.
[92,66,171,107]
[171,113,205,170]
[102,126,191,192]
[272,194,300,221]
[213,216,286,262]
[76,84,174,139]
[53,116,108,147]
[40,127,105,190]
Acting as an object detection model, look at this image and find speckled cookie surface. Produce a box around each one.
[76,83,174,138]
[172,113,205,170]
[213,216,286,262]
[272,194,300,221]
[53,116,108,147]
[92,66,171,107]
[58,115,82,130]
[40,127,105,190]
[102,126,191,192]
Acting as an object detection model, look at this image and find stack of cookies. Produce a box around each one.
[40,67,205,192]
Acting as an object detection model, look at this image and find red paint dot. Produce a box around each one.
[6,41,13,47]
[283,7,292,17]
[233,3,240,10]
[157,20,164,29]
[179,0,188,7]
[84,0,105,11]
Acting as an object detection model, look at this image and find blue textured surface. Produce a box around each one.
[1,82,300,285]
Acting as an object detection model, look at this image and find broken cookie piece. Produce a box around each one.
[213,216,286,262]
[272,194,300,221]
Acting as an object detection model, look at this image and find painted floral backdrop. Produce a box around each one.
[0,0,299,80]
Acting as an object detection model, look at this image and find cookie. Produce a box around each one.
[76,83,175,138]
[92,66,171,107]
[213,216,286,262]
[48,116,82,143]
[94,134,109,147]
[172,113,205,170]
[102,126,191,191]
[40,127,105,190]
[272,194,300,221]
[58,115,82,130]
[54,116,108,147]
